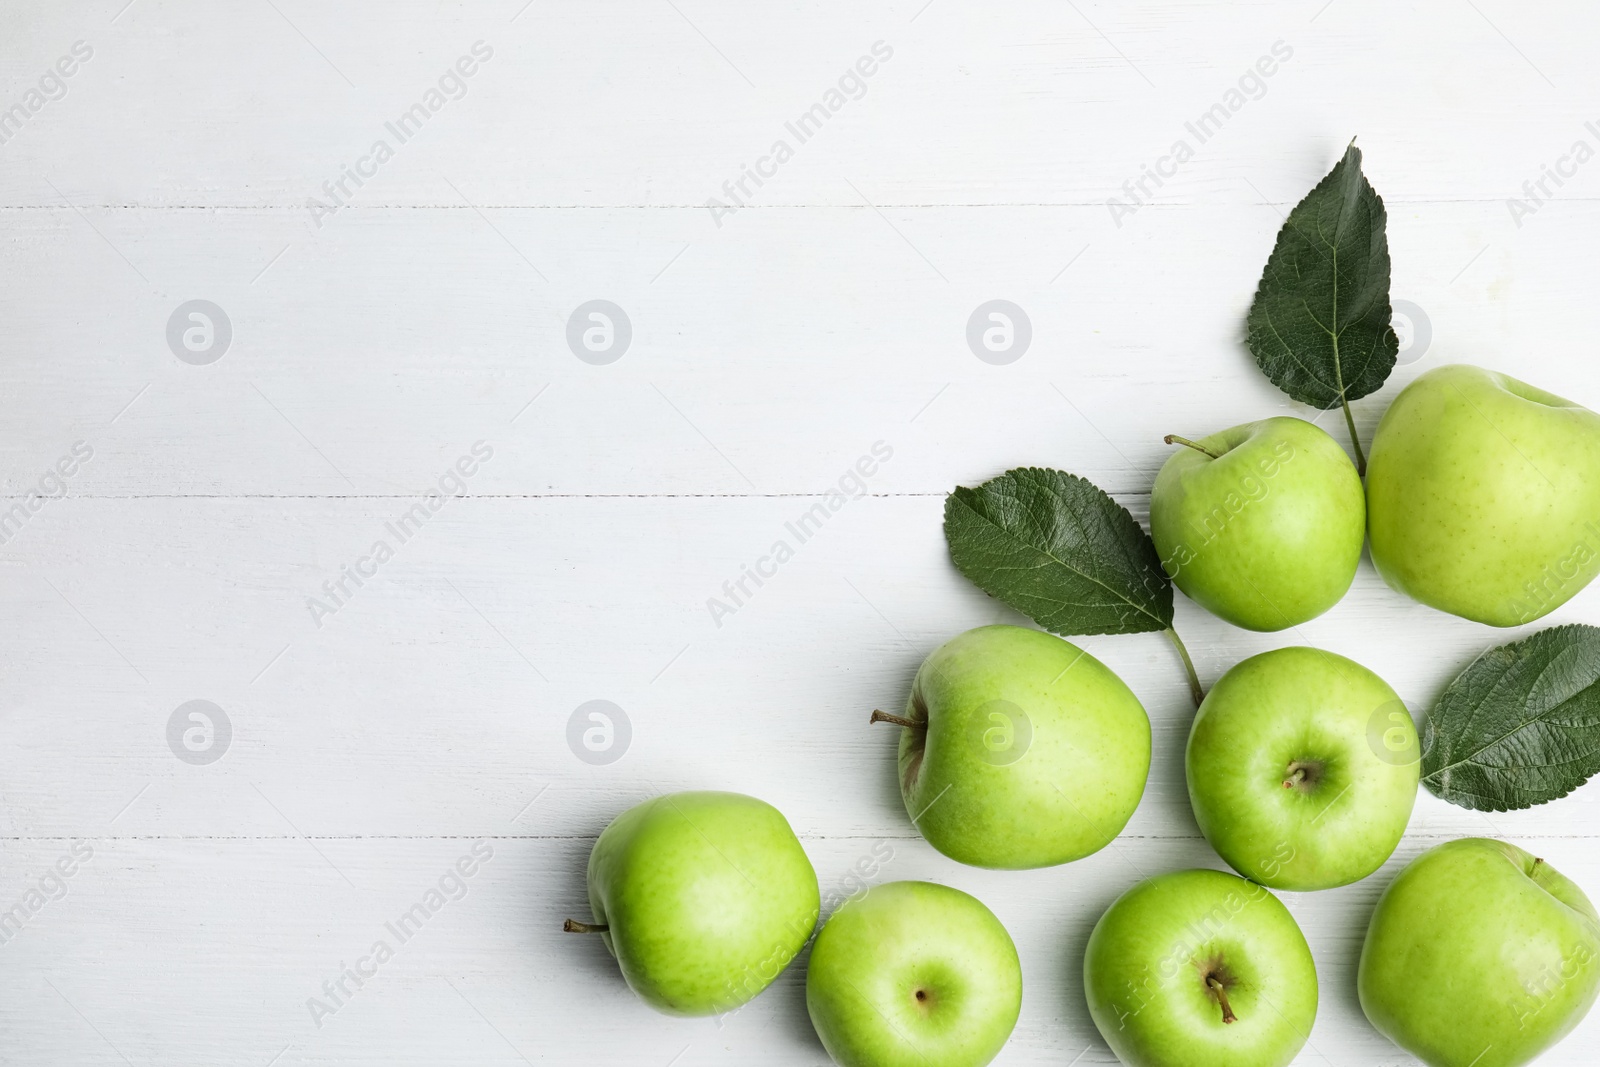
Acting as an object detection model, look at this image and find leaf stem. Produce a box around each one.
[870,710,919,729]
[1163,434,1224,460]
[1165,628,1204,708]
[1339,397,1367,476]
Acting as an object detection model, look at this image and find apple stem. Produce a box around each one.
[1163,434,1224,460]
[563,920,608,934]
[870,710,920,729]
[1284,767,1309,789]
[1339,397,1368,476]
[1206,976,1238,1024]
[1164,628,1205,708]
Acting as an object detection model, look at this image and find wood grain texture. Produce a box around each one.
[4,0,1600,1063]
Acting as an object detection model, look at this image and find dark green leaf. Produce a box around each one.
[1246,142,1398,409]
[1422,625,1600,811]
[943,467,1173,636]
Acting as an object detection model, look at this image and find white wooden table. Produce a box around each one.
[2,2,1598,1063]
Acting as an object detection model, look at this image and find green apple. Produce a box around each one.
[1359,838,1600,1067]
[1151,416,1364,631]
[1186,646,1418,891]
[806,880,1021,1067]
[565,791,820,1015]
[874,624,1150,869]
[1084,868,1318,1067]
[1366,364,1600,626]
